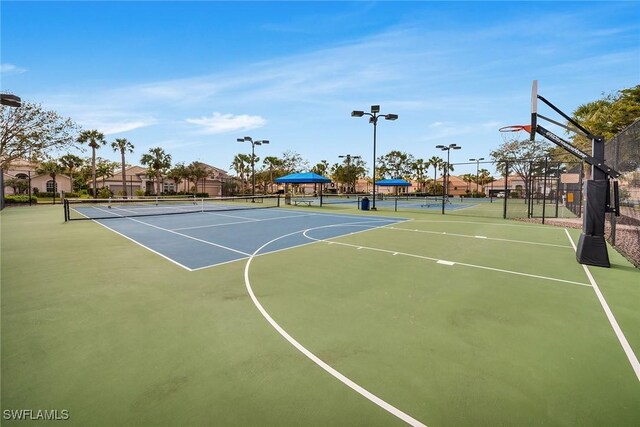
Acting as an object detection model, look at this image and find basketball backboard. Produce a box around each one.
[530,80,538,141]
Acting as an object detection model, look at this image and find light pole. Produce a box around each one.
[351,105,398,210]
[237,136,269,196]
[469,157,485,195]
[436,143,462,214]
[338,154,361,193]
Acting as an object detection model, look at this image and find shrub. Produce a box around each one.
[4,195,38,204]
[97,188,113,198]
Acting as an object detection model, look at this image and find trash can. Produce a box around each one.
[360,196,370,211]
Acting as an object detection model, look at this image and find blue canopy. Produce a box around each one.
[375,178,411,186]
[275,172,331,184]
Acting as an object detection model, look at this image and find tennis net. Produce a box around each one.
[64,195,280,221]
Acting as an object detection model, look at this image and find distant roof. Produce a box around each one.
[375,178,411,186]
[274,172,331,183]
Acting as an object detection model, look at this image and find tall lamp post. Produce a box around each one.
[237,136,269,196]
[351,105,398,210]
[469,157,484,195]
[436,143,462,214]
[338,154,361,193]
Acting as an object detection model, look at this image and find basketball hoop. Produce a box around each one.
[499,125,532,143]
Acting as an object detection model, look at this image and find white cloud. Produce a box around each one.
[185,112,266,134]
[1,63,27,75]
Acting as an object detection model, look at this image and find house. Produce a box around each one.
[101,163,231,197]
[2,159,72,196]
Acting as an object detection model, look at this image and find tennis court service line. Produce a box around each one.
[92,220,195,271]
[172,212,317,231]
[564,229,640,382]
[386,226,573,249]
[244,221,427,427]
[305,234,591,288]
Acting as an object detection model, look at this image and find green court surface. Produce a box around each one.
[2,205,639,426]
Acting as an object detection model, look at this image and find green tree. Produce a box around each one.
[167,162,189,193]
[281,150,309,174]
[490,138,553,200]
[0,101,79,169]
[111,138,134,197]
[36,159,63,202]
[379,150,415,179]
[77,130,107,198]
[187,161,209,194]
[263,156,285,193]
[331,157,366,193]
[59,153,84,193]
[428,156,444,193]
[411,158,429,192]
[4,177,29,194]
[95,158,118,188]
[140,147,172,195]
[231,154,251,194]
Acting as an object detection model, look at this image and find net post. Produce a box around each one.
[63,199,69,222]
[503,161,509,219]
[277,194,280,207]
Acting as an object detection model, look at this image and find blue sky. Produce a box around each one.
[2,1,639,176]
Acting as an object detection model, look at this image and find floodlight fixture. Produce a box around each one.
[350,104,398,210]
[1,94,22,107]
[236,136,270,196]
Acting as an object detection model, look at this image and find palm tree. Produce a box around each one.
[167,163,188,193]
[188,162,209,194]
[77,130,106,198]
[411,159,428,193]
[95,158,117,188]
[140,147,172,195]
[111,138,134,197]
[36,159,63,203]
[59,153,83,193]
[230,154,251,194]
[428,156,443,194]
[263,156,284,193]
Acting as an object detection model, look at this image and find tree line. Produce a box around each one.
[2,85,638,198]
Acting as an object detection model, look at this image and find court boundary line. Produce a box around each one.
[243,221,427,427]
[386,226,573,249]
[406,219,569,229]
[564,229,640,382]
[190,218,405,271]
[303,228,590,288]
[92,220,194,271]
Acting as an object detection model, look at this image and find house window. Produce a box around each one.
[163,182,175,193]
[16,173,28,180]
[46,180,57,193]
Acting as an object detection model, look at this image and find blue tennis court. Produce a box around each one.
[94,208,405,270]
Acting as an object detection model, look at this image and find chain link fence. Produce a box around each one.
[605,119,640,267]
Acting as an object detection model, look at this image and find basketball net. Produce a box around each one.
[499,125,532,144]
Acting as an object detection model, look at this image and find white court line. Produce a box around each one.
[244,222,427,427]
[92,220,194,271]
[407,219,563,230]
[386,226,573,249]
[304,234,590,288]
[564,229,640,382]
[92,206,251,257]
[172,213,317,231]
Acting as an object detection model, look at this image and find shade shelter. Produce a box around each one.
[274,172,332,206]
[375,178,411,187]
[375,179,411,211]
